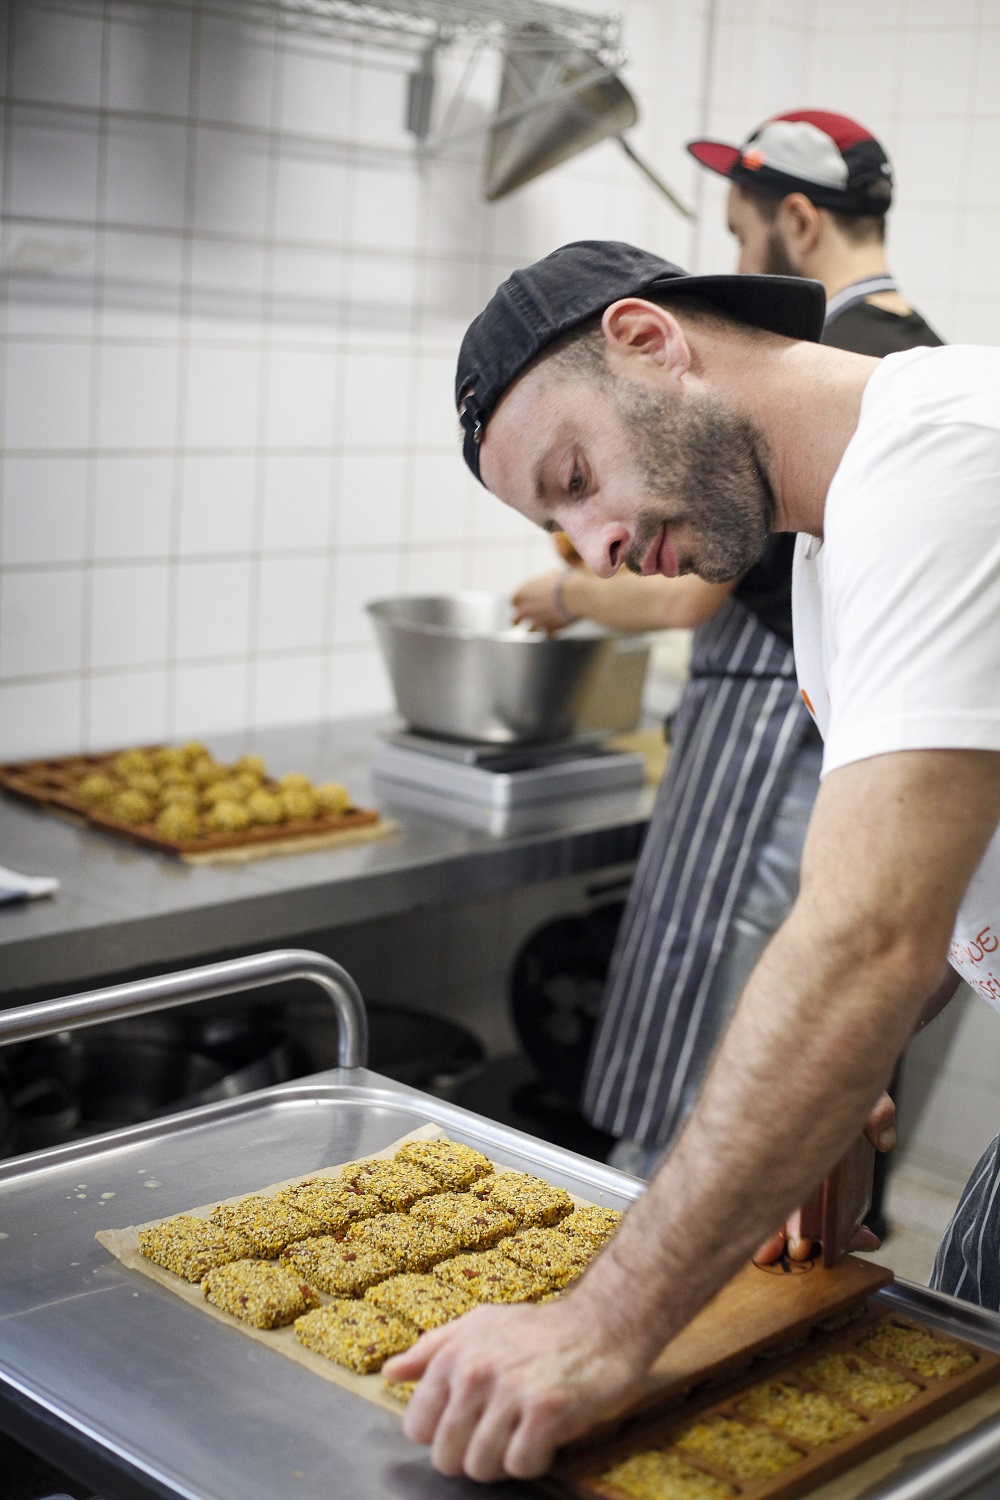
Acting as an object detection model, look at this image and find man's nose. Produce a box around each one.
[567,522,630,579]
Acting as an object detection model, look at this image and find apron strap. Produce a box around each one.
[824,274,898,327]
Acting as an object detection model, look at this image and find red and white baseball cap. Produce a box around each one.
[687,110,893,215]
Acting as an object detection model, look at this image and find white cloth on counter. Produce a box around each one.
[0,862,59,905]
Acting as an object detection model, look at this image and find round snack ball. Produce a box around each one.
[315,782,352,815]
[156,803,201,841]
[278,772,312,792]
[246,789,285,826]
[158,764,194,788]
[181,740,208,764]
[280,786,318,821]
[234,754,267,779]
[76,773,117,806]
[109,789,155,825]
[232,770,262,797]
[151,746,186,771]
[159,782,199,810]
[201,778,245,807]
[111,749,152,778]
[192,758,228,788]
[124,771,161,799]
[204,799,250,833]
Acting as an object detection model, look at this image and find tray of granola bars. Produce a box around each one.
[3,1071,1000,1500]
[0,740,384,860]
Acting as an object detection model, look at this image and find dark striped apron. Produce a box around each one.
[931,1134,1000,1309]
[583,595,812,1146]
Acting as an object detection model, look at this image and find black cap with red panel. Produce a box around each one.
[687,109,893,216]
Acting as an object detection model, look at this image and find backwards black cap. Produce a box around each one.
[455,240,825,482]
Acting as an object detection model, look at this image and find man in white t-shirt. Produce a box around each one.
[383,242,1000,1483]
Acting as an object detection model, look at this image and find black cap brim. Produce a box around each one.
[651,271,825,344]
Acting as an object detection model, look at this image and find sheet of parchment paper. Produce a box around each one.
[96,1122,602,1417]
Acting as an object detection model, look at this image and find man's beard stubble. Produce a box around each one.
[614,380,776,584]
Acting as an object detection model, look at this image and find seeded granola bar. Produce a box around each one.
[366,1272,477,1330]
[410,1192,517,1249]
[210,1195,323,1258]
[433,1248,548,1304]
[137,1215,254,1282]
[348,1212,462,1271]
[472,1171,574,1228]
[558,1206,624,1248]
[295,1301,416,1373]
[736,1383,866,1445]
[202,1259,319,1329]
[673,1414,805,1481]
[272,1178,377,1235]
[599,1450,736,1500]
[499,1227,590,1290]
[861,1322,975,1380]
[803,1353,921,1412]
[394,1139,494,1191]
[280,1236,397,1296]
[339,1159,440,1212]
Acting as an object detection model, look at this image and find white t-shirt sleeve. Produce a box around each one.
[822,417,1000,774]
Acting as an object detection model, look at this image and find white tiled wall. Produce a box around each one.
[0,0,703,756]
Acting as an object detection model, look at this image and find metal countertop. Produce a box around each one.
[0,716,655,996]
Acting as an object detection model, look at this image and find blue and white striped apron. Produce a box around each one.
[583,595,812,1147]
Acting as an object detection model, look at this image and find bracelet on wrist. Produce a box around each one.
[553,572,579,626]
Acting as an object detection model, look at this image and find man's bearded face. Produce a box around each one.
[611,376,775,583]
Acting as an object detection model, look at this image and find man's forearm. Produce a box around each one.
[570,902,937,1364]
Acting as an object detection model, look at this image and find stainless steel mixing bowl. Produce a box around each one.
[367,592,622,744]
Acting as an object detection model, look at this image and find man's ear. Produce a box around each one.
[601,298,691,381]
[777,192,823,261]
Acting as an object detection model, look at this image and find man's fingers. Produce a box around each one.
[754,1228,786,1264]
[462,1391,521,1484]
[849,1225,881,1252]
[504,1393,570,1479]
[787,1235,815,1262]
[430,1361,493,1477]
[384,1325,452,1384]
[864,1091,897,1152]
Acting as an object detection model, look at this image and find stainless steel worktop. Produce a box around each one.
[0,716,655,996]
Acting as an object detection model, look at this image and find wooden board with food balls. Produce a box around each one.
[0,741,380,856]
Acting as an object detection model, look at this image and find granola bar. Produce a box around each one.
[861,1322,975,1380]
[202,1259,319,1329]
[384,1378,419,1404]
[433,1248,548,1303]
[210,1195,322,1258]
[498,1227,590,1290]
[339,1159,440,1212]
[394,1139,494,1190]
[735,1382,866,1445]
[558,1206,624,1248]
[803,1353,921,1411]
[272,1178,369,1234]
[280,1237,397,1297]
[366,1272,477,1330]
[295,1301,417,1374]
[599,1450,735,1500]
[674,1414,804,1481]
[138,1214,253,1282]
[472,1171,573,1227]
[410,1192,517,1249]
[349,1212,462,1271]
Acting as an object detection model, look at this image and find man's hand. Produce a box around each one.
[754,1091,897,1264]
[512,572,571,634]
[384,1295,646,1482]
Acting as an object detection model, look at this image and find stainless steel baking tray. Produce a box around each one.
[0,1069,638,1500]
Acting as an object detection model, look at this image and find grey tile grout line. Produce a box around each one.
[79,1,113,750]
[246,12,283,735]
[163,0,205,744]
